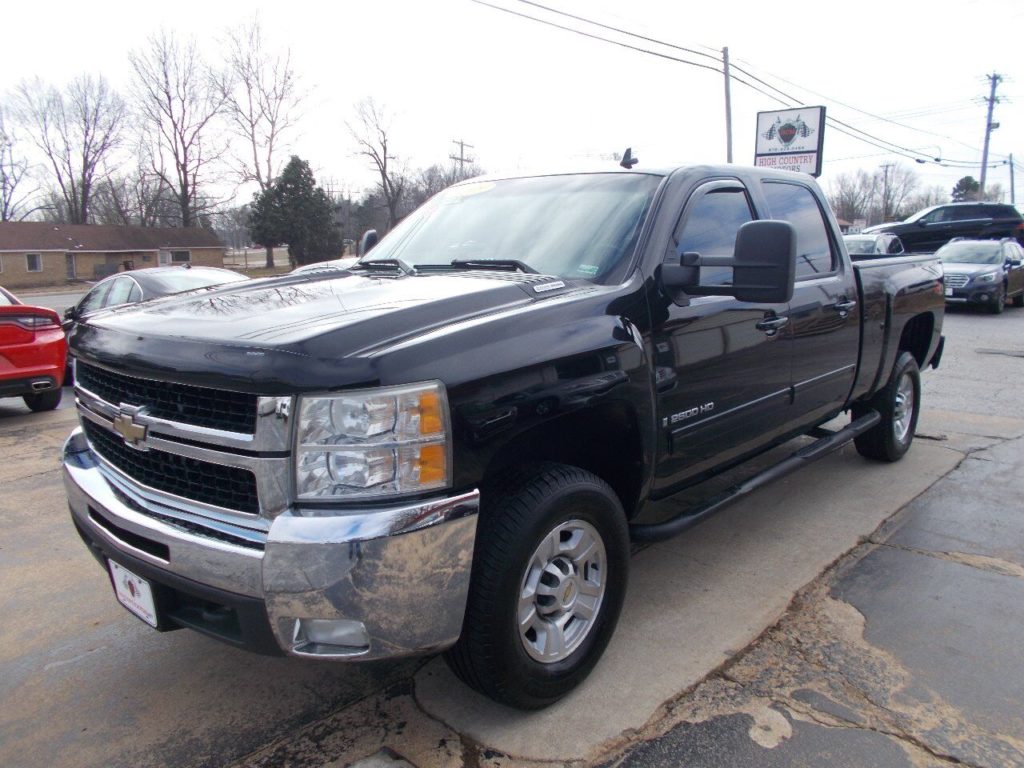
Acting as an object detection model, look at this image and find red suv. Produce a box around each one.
[0,286,67,411]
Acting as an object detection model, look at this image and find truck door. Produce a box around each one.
[759,180,860,429]
[649,181,793,494]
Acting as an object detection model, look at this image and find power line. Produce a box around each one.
[470,0,723,76]
[730,58,986,155]
[482,1,998,168]
[516,0,721,63]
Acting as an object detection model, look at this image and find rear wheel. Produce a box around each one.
[23,388,62,412]
[445,463,629,709]
[853,351,920,462]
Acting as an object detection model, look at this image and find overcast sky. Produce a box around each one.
[4,0,1022,206]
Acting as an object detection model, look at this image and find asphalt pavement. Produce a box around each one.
[1,306,1023,768]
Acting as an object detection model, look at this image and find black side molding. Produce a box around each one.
[629,410,882,543]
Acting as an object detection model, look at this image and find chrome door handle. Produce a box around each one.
[755,316,789,335]
[833,299,857,314]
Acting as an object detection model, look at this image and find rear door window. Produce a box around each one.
[952,205,986,220]
[78,282,112,315]
[761,182,837,278]
[103,277,136,308]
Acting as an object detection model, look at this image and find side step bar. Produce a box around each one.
[629,410,882,543]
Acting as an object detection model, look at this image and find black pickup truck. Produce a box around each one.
[63,165,944,710]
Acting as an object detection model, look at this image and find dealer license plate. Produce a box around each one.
[945,287,954,297]
[108,561,158,628]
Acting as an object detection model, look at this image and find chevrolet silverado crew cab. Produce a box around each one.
[64,165,944,709]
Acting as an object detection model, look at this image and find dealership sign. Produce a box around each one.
[754,106,826,177]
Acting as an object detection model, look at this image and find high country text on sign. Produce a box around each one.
[754,106,826,177]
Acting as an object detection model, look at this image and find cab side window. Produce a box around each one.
[761,182,837,278]
[672,187,754,286]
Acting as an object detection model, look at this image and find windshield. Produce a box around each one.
[936,242,1002,265]
[844,237,879,255]
[146,270,248,295]
[362,173,663,281]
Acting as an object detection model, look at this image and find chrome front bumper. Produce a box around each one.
[63,428,480,660]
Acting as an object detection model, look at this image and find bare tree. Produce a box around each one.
[875,164,919,224]
[981,183,1005,203]
[348,99,409,232]
[217,16,302,264]
[129,30,227,227]
[13,75,125,224]
[901,184,949,217]
[826,170,873,224]
[93,160,177,227]
[0,104,39,221]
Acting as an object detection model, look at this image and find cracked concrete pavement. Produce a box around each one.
[2,309,1024,768]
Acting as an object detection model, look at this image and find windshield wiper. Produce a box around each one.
[448,259,538,274]
[350,258,415,275]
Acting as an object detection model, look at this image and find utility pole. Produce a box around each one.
[879,163,894,222]
[979,72,1002,197]
[1010,153,1016,205]
[723,47,733,163]
[449,139,475,172]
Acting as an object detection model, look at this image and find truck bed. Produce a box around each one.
[850,254,944,403]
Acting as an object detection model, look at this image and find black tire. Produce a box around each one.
[1012,291,1024,308]
[445,463,629,710]
[852,351,920,462]
[990,285,1005,314]
[23,388,62,412]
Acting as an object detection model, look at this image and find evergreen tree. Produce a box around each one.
[248,156,342,266]
[951,176,980,202]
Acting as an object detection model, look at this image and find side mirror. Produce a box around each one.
[63,306,77,322]
[359,229,379,255]
[660,220,796,306]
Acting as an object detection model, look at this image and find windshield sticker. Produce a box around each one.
[576,264,600,277]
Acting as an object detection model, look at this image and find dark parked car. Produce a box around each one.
[843,233,905,258]
[862,202,1024,252]
[938,238,1024,313]
[63,266,248,379]
[0,285,67,411]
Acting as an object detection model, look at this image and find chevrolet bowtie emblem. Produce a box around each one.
[113,411,148,448]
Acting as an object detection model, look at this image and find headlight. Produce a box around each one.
[295,382,451,500]
[975,271,999,284]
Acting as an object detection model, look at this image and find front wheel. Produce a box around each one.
[445,464,629,709]
[990,285,1006,314]
[852,351,921,462]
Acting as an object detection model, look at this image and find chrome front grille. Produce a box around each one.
[74,362,294,521]
[945,273,969,289]
[77,362,258,434]
[82,419,260,514]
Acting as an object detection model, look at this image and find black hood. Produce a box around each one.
[71,270,582,393]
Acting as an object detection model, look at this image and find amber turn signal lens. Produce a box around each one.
[418,444,447,484]
[419,391,444,435]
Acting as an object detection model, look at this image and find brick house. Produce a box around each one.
[0,222,227,289]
